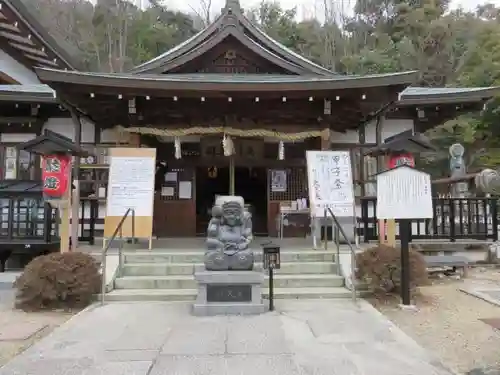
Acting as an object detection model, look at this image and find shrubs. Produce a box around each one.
[355,244,428,295]
[14,252,101,311]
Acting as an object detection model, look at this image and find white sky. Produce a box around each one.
[147,0,500,20]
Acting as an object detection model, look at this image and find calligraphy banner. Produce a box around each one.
[306,150,355,217]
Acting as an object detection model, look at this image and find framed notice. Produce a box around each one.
[306,150,355,217]
[271,170,287,192]
[104,148,156,249]
[376,165,433,220]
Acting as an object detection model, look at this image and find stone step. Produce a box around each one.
[123,250,336,264]
[104,286,352,302]
[121,262,338,276]
[114,274,344,290]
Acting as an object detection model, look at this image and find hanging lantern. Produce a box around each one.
[278,141,285,160]
[174,136,182,159]
[222,134,234,156]
[42,154,71,199]
[388,153,414,169]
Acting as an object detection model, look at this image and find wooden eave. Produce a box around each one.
[35,68,419,93]
[129,0,334,76]
[0,84,56,103]
[397,87,499,106]
[0,0,76,71]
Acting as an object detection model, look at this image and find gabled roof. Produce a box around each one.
[364,131,436,156]
[129,0,334,76]
[18,129,89,157]
[0,0,76,72]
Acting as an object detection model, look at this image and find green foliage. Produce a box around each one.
[14,252,101,311]
[20,0,500,166]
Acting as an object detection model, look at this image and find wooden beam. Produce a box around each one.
[0,116,38,124]
[9,41,48,57]
[24,53,58,67]
[0,70,19,84]
[0,21,20,33]
[0,30,34,45]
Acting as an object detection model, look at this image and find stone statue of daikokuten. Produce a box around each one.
[205,196,254,271]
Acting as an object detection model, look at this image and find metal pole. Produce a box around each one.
[101,251,107,305]
[269,266,274,311]
[399,218,411,305]
[335,224,340,276]
[350,244,356,304]
[324,207,328,250]
[118,225,123,276]
[131,209,136,242]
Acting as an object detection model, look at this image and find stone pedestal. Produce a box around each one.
[193,267,265,316]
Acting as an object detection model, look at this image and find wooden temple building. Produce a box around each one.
[0,0,498,239]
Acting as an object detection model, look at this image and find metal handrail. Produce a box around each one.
[100,208,135,305]
[323,207,357,303]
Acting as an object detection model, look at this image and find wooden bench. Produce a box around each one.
[424,255,469,277]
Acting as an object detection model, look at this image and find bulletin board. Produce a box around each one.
[103,148,156,249]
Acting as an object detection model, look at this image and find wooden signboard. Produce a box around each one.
[376,165,433,220]
[104,148,156,249]
[376,165,433,306]
[306,150,355,218]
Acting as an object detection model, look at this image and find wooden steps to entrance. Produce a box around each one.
[106,249,350,302]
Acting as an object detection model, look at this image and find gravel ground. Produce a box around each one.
[0,288,74,367]
[371,268,500,375]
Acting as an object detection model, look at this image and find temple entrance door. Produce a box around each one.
[195,166,229,235]
[235,167,268,236]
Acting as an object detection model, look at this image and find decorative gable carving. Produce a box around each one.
[172,37,289,74]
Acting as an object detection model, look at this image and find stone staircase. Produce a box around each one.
[105,248,351,302]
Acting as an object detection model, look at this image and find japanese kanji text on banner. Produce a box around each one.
[306,150,355,217]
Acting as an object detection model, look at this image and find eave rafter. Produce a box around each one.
[0,0,75,71]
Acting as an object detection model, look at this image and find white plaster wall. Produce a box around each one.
[330,118,414,144]
[100,128,119,143]
[0,133,36,143]
[0,48,40,84]
[42,117,95,143]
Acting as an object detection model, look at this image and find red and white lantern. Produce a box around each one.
[42,154,71,199]
[388,153,415,169]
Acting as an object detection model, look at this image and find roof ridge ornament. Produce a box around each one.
[222,0,242,14]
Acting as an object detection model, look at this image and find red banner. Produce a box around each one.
[388,153,415,169]
[42,154,71,199]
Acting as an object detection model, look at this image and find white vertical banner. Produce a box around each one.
[306,150,355,218]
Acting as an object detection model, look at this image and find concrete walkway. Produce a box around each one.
[0,300,455,375]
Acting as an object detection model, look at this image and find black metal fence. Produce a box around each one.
[360,197,499,242]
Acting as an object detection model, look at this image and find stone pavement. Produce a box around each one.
[0,299,455,375]
[0,271,72,367]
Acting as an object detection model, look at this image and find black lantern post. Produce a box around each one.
[262,242,281,311]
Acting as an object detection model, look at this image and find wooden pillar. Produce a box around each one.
[229,156,235,195]
[60,166,73,253]
[70,111,82,250]
[128,133,141,147]
[374,116,395,246]
[358,124,366,197]
[321,129,331,151]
